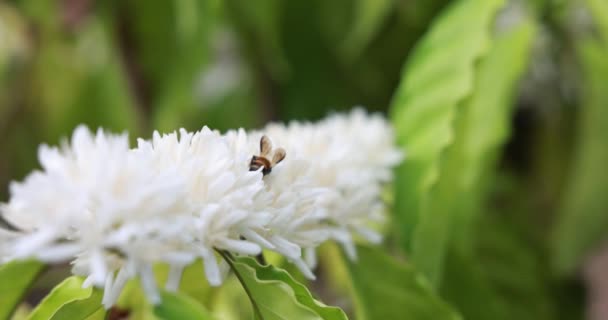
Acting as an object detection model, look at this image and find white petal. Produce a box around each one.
[108,266,131,306]
[89,250,108,286]
[291,258,316,280]
[240,230,275,250]
[82,275,94,289]
[13,229,57,258]
[269,235,301,259]
[353,226,382,244]
[34,243,81,262]
[101,272,116,309]
[201,249,222,286]
[165,264,184,292]
[216,238,261,256]
[139,264,161,305]
[305,247,318,269]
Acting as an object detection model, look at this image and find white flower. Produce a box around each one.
[1,125,189,308]
[136,127,272,286]
[259,108,403,263]
[0,107,402,307]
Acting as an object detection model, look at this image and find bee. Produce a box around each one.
[249,135,286,176]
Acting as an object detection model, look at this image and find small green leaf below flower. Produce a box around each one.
[221,252,348,320]
[27,276,104,320]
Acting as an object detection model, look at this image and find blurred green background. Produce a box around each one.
[1,0,607,319]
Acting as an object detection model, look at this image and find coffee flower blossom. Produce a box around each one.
[0,108,403,308]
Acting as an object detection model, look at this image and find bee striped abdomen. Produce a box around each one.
[250,155,273,175]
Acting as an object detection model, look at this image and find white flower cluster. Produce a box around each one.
[0,108,402,308]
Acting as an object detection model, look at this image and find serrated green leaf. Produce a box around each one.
[389,0,505,256]
[444,20,535,248]
[0,260,44,320]
[344,245,461,320]
[438,45,564,312]
[552,39,608,274]
[154,290,213,320]
[223,253,348,320]
[410,17,536,285]
[27,276,104,320]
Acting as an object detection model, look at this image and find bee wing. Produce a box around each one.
[260,135,272,156]
[272,148,286,165]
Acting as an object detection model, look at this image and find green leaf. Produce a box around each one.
[344,245,461,320]
[410,17,536,285]
[389,0,507,285]
[49,297,105,320]
[27,276,104,320]
[154,290,213,320]
[221,252,348,320]
[552,39,608,274]
[444,20,535,248]
[0,260,44,320]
